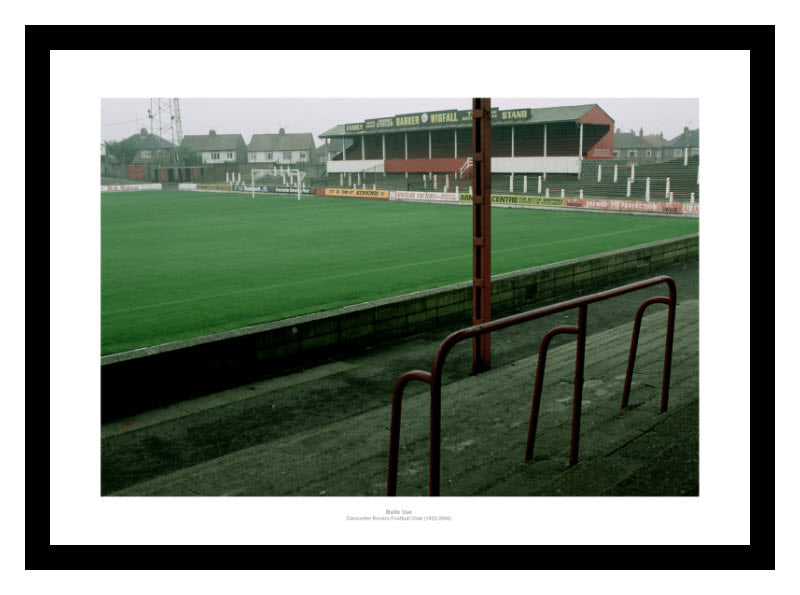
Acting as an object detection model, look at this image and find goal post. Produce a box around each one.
[250,167,307,200]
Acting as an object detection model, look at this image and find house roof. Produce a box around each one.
[248,131,315,152]
[643,134,668,148]
[614,132,654,149]
[123,129,175,150]
[665,128,700,148]
[181,132,245,151]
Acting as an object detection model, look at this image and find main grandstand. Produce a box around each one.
[318,103,699,204]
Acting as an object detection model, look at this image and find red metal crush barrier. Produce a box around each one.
[386,275,677,496]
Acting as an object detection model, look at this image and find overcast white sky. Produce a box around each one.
[101,97,698,147]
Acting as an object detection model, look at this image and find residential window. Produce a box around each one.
[140,150,151,159]
[300,151,308,161]
[227,152,234,159]
[613,150,620,158]
[249,152,257,161]
[645,149,652,157]
[283,152,292,162]
[267,152,273,160]
[674,148,682,157]
[628,149,637,157]
[211,152,220,160]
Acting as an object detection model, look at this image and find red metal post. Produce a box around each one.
[387,370,432,496]
[472,98,492,374]
[568,304,588,466]
[524,326,579,462]
[621,296,671,409]
[660,283,677,413]
[430,384,442,496]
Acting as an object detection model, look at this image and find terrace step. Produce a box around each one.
[110,299,698,497]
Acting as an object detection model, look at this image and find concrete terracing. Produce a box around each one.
[103,258,699,497]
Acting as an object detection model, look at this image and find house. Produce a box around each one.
[664,127,700,159]
[643,132,669,161]
[102,128,177,180]
[124,128,177,164]
[181,130,247,164]
[643,131,667,149]
[613,128,662,163]
[247,129,316,165]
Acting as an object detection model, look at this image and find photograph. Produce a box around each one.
[99,96,700,498]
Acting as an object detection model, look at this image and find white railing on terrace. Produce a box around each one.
[459,157,473,179]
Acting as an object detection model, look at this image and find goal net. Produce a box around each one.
[251,167,307,200]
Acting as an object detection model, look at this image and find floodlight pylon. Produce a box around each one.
[148,98,184,164]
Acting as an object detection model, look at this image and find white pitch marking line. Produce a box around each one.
[104,224,663,315]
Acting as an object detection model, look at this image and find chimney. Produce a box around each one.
[279,128,285,135]
[209,130,216,136]
[140,128,148,137]
[615,127,620,134]
[639,127,643,137]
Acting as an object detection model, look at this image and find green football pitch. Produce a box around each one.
[101,190,698,355]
